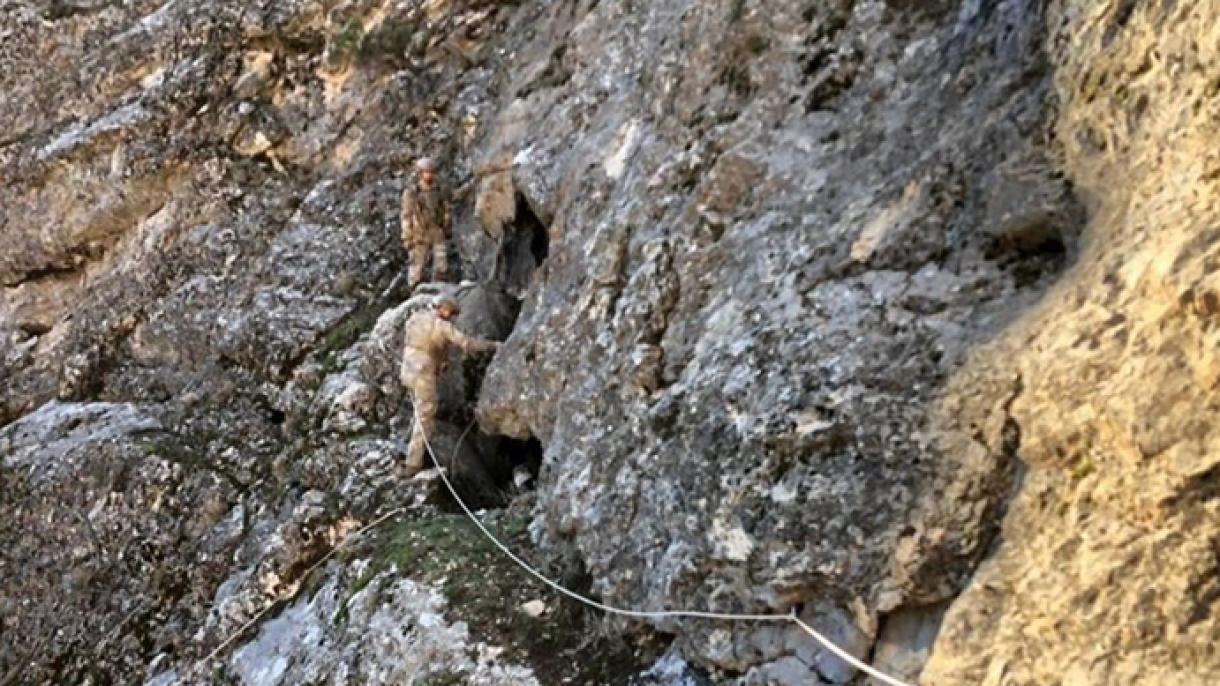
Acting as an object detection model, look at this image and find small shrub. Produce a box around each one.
[358,21,422,62]
[326,18,364,69]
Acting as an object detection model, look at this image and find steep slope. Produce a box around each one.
[1,1,541,682]
[925,4,1220,684]
[474,1,1070,681]
[1,1,1218,685]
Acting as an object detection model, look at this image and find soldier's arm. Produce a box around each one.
[453,163,511,200]
[440,320,498,354]
[400,187,418,246]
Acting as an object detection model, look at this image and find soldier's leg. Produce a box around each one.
[407,243,426,290]
[432,239,449,282]
[405,372,439,472]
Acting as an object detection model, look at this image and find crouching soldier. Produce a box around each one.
[400,295,499,474]
[401,156,452,290]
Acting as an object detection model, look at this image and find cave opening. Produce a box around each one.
[430,430,545,514]
[494,435,545,491]
[427,192,550,509]
[427,287,545,511]
[494,193,549,298]
[986,230,1070,288]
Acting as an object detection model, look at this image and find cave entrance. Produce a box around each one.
[494,193,549,298]
[493,434,544,491]
[984,227,1071,288]
[430,429,544,513]
[428,194,549,508]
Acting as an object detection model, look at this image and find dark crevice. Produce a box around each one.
[493,193,550,298]
[430,281,541,510]
[528,211,549,264]
[985,232,1068,260]
[0,128,37,151]
[1161,462,1220,511]
[40,0,122,22]
[1187,537,1220,627]
[865,601,951,681]
[430,431,544,514]
[3,261,84,289]
[444,193,550,504]
[883,0,957,19]
[1103,0,1139,45]
[499,436,544,484]
[514,45,572,99]
[988,234,1068,288]
[18,322,53,337]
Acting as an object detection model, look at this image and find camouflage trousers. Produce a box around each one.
[407,239,448,289]
[402,354,439,471]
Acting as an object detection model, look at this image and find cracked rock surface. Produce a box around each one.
[476,0,1066,680]
[924,4,1220,684]
[2,0,1219,684]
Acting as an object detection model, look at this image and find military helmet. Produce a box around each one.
[434,294,460,313]
[415,157,438,172]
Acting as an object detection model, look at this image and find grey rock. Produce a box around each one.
[2,0,1217,684]
[169,562,539,685]
[475,0,1060,680]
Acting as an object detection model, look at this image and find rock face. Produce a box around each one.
[1,0,1218,684]
[476,0,1065,680]
[0,401,238,683]
[207,563,541,686]
[923,5,1220,684]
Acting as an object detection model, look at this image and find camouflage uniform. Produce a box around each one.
[400,181,451,288]
[400,306,497,471]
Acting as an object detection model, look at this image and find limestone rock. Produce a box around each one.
[0,401,237,682]
[163,563,540,685]
[922,4,1220,683]
[3,0,1219,684]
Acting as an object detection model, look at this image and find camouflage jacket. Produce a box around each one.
[401,309,495,375]
[400,181,450,246]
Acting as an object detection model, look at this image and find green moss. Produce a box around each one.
[346,507,659,683]
[343,432,384,446]
[209,666,240,685]
[327,16,425,70]
[319,351,343,376]
[1070,457,1096,482]
[320,309,376,355]
[336,513,529,626]
[328,18,364,68]
[743,32,769,55]
[317,261,404,360]
[363,510,541,634]
[419,670,468,686]
[370,511,531,594]
[358,21,420,60]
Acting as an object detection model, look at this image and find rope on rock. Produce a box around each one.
[195,505,408,669]
[418,408,916,686]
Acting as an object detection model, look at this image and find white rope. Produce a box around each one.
[415,407,915,686]
[194,506,408,670]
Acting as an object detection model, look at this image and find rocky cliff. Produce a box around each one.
[2,0,1217,684]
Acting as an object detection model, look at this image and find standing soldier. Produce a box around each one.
[401,157,452,289]
[400,294,499,474]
